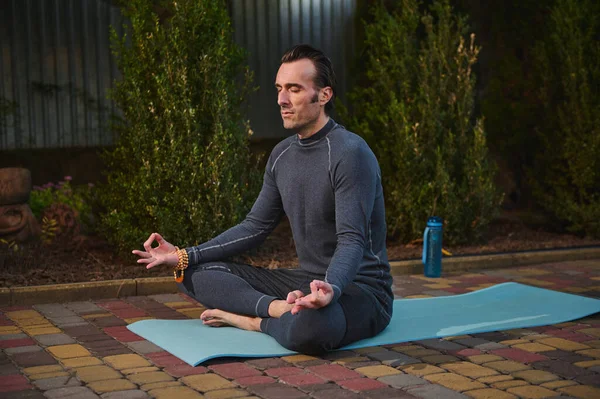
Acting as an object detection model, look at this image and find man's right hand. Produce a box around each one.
[132,232,179,269]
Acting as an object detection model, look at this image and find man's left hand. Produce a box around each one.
[290,280,334,315]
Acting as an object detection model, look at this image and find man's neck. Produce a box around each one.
[296,115,330,140]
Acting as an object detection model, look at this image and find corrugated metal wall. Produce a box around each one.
[0,0,357,150]
[0,0,125,150]
[231,0,358,139]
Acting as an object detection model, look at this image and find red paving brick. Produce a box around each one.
[103,326,143,342]
[0,374,33,393]
[307,364,362,381]
[279,372,328,386]
[0,338,36,348]
[491,347,550,363]
[146,351,185,367]
[111,309,149,319]
[235,375,276,386]
[452,348,483,356]
[265,366,305,377]
[164,364,209,377]
[337,377,388,391]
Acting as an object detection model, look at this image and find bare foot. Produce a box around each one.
[200,309,261,331]
[268,300,294,318]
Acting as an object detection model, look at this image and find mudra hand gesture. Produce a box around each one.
[132,232,179,269]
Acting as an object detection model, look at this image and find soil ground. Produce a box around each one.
[1,212,599,287]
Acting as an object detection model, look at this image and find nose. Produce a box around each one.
[278,90,290,107]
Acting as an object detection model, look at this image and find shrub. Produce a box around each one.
[339,0,502,245]
[99,0,260,254]
[531,0,600,237]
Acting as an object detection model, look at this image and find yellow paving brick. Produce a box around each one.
[558,385,600,399]
[149,386,203,399]
[563,287,592,293]
[441,362,499,378]
[28,371,70,380]
[499,339,530,345]
[421,355,459,364]
[177,308,205,318]
[468,355,503,364]
[128,371,174,385]
[204,388,254,399]
[82,313,113,319]
[537,337,590,351]
[493,380,529,389]
[512,343,556,353]
[124,317,154,324]
[464,388,518,399]
[75,365,122,383]
[574,359,600,368]
[512,370,559,384]
[16,318,52,327]
[393,345,424,353]
[0,326,21,334]
[141,381,182,391]
[576,349,600,358]
[61,356,103,368]
[399,363,445,376]
[554,322,576,328]
[585,340,600,348]
[22,326,61,335]
[6,310,42,319]
[507,385,561,398]
[540,380,578,389]
[525,334,550,341]
[485,361,531,373]
[104,354,152,370]
[405,294,433,298]
[515,278,554,287]
[22,365,64,375]
[181,373,235,392]
[423,283,452,289]
[503,328,535,336]
[47,344,91,359]
[121,366,160,375]
[282,354,319,363]
[424,372,485,392]
[355,365,401,378]
[87,378,136,394]
[444,335,472,341]
[164,301,196,308]
[578,328,600,338]
[353,346,389,354]
[510,268,551,276]
[477,375,513,384]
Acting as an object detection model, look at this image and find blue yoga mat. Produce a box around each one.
[128,282,600,366]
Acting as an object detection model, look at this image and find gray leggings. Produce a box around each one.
[177,261,390,355]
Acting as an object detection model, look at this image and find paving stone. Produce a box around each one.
[558,384,600,399]
[4,345,44,355]
[11,350,57,367]
[100,390,149,399]
[148,385,204,399]
[279,373,327,386]
[245,358,289,370]
[476,375,513,384]
[0,363,20,375]
[65,302,105,314]
[578,349,600,358]
[0,333,28,341]
[420,355,459,364]
[33,375,81,390]
[127,371,174,385]
[490,348,549,363]
[202,388,252,399]
[60,356,103,368]
[398,348,442,358]
[163,364,209,377]
[125,341,162,355]
[180,373,235,392]
[463,388,517,399]
[310,387,361,399]
[492,380,529,389]
[234,375,275,386]
[406,383,469,399]
[574,373,600,386]
[103,354,151,370]
[93,316,127,328]
[424,372,485,392]
[536,337,591,352]
[23,365,64,376]
[484,360,530,373]
[47,344,91,359]
[44,386,100,398]
[539,380,578,389]
[1,390,47,399]
[249,382,309,398]
[511,343,556,353]
[441,362,499,378]
[337,377,388,392]
[23,327,62,336]
[416,339,467,351]
[354,365,400,378]
[307,364,361,381]
[88,379,137,394]
[50,316,87,327]
[399,363,445,376]
[361,387,418,398]
[378,373,430,388]
[147,294,184,303]
[121,367,160,375]
[265,367,304,377]
[209,362,262,379]
[467,354,503,364]
[62,325,101,337]
[506,385,559,398]
[533,359,594,379]
[92,347,133,357]
[33,303,75,317]
[75,365,122,383]
[368,351,420,366]
[511,369,560,384]
[454,338,507,351]
[34,334,76,347]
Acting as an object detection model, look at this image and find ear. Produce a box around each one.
[319,87,333,106]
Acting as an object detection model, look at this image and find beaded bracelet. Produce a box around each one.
[173,247,189,283]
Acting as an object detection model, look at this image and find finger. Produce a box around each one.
[136,257,154,264]
[155,233,165,243]
[132,250,151,258]
[143,233,156,252]
[286,290,304,304]
[146,259,161,269]
[312,280,331,293]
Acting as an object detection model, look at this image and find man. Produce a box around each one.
[133,45,393,354]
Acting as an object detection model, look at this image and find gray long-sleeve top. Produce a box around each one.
[185,119,393,305]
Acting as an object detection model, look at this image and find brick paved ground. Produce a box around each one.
[1,259,599,399]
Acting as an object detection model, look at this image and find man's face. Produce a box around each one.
[275,59,323,131]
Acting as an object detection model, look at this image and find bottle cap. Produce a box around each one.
[427,216,443,227]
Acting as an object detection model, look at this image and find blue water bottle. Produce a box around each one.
[422,216,443,278]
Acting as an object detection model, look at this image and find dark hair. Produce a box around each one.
[281,44,337,114]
